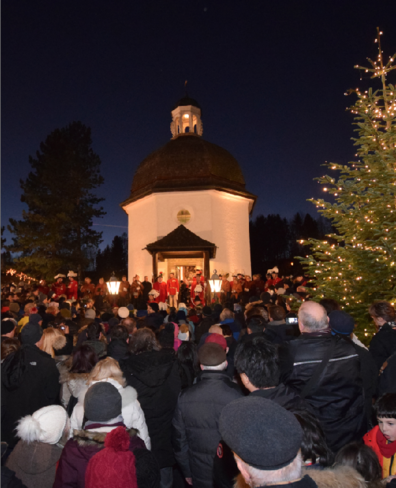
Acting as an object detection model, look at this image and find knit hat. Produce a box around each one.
[109,317,120,328]
[84,382,122,422]
[136,310,148,318]
[9,302,20,314]
[118,307,129,319]
[176,310,186,322]
[1,318,17,335]
[198,343,226,366]
[219,396,303,470]
[148,303,159,313]
[85,427,137,488]
[205,333,227,351]
[20,323,43,345]
[329,310,355,336]
[16,405,68,444]
[29,313,43,325]
[85,309,96,320]
[202,306,212,316]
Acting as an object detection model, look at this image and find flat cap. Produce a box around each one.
[219,397,302,470]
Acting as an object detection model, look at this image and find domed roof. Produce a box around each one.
[121,134,256,207]
[172,96,201,111]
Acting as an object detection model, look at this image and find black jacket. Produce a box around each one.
[250,383,307,411]
[172,370,241,488]
[107,339,130,362]
[142,281,152,301]
[280,332,366,452]
[1,344,60,447]
[369,323,396,371]
[377,352,396,397]
[120,349,181,468]
[194,316,216,344]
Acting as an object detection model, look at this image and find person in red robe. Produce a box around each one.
[153,275,168,307]
[167,272,179,308]
[38,280,49,296]
[52,275,67,298]
[81,277,96,299]
[67,272,78,300]
[191,269,206,306]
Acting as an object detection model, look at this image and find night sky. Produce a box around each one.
[3,1,396,248]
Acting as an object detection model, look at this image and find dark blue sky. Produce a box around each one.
[3,1,396,248]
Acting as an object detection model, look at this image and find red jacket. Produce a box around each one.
[191,276,206,305]
[167,278,179,296]
[153,281,168,303]
[67,280,78,300]
[52,282,67,297]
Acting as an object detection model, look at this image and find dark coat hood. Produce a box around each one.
[121,350,175,388]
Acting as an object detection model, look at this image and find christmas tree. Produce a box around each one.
[298,28,396,341]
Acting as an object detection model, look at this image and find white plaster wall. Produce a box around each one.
[123,189,253,280]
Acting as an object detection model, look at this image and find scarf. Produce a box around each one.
[376,426,396,458]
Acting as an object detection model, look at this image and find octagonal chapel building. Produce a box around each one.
[120,96,257,282]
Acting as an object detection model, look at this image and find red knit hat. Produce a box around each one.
[205,333,227,351]
[85,427,137,488]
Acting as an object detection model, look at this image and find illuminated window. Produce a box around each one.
[177,209,191,225]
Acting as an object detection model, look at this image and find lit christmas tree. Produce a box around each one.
[299,28,396,341]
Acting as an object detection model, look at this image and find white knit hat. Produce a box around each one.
[118,307,129,319]
[16,405,68,444]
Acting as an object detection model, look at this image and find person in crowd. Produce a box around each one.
[5,405,69,488]
[1,337,20,363]
[119,328,181,488]
[172,342,241,487]
[82,321,107,358]
[364,393,396,482]
[368,301,396,371]
[334,443,384,488]
[2,323,60,448]
[267,305,295,341]
[107,324,130,362]
[59,344,99,413]
[219,396,318,487]
[70,356,151,449]
[377,352,396,397]
[80,277,95,299]
[53,382,159,488]
[41,305,58,329]
[234,335,306,409]
[176,341,199,390]
[280,301,366,452]
[40,327,67,359]
[2,317,17,340]
[329,310,378,426]
[177,323,189,343]
[66,272,78,300]
[17,303,37,332]
[219,308,241,340]
[121,316,137,338]
[146,302,165,329]
[195,305,216,343]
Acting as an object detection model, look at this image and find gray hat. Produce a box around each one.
[84,382,122,422]
[219,397,302,470]
[20,323,43,345]
[85,309,96,320]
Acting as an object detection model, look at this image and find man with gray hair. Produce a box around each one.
[172,343,241,487]
[280,301,366,452]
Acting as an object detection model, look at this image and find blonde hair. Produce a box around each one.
[179,324,189,334]
[41,328,66,358]
[88,357,126,387]
[24,302,36,314]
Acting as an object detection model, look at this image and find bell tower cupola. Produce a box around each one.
[170,95,203,139]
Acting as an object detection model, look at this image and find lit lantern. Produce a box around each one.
[106,272,121,295]
[209,270,222,293]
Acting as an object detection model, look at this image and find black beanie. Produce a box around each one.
[1,318,17,335]
[219,396,302,470]
[202,306,212,316]
[84,382,122,422]
[20,323,43,345]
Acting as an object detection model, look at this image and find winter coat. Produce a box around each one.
[1,344,60,447]
[1,466,28,488]
[377,352,396,396]
[195,316,216,344]
[364,425,396,478]
[280,332,366,452]
[369,323,396,371]
[142,281,152,301]
[120,349,181,468]
[172,369,242,488]
[70,377,151,450]
[53,425,159,488]
[250,383,308,411]
[301,465,367,488]
[59,370,90,409]
[6,440,63,488]
[107,339,130,362]
[81,339,107,358]
[233,473,318,488]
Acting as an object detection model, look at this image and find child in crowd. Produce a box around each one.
[364,393,396,482]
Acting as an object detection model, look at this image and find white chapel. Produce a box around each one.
[120,96,256,282]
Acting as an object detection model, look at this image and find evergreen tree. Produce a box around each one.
[7,122,105,280]
[96,233,128,278]
[298,29,396,339]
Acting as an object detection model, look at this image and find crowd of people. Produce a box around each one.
[1,266,396,488]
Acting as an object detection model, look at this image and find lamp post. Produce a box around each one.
[208,270,222,304]
[106,272,121,295]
